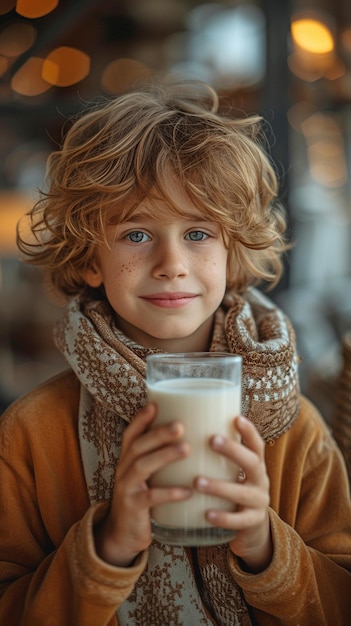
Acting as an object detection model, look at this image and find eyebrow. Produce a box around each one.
[120,212,213,224]
[107,213,140,226]
[121,212,151,223]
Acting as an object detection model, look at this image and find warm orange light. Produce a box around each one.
[11,56,52,96]
[42,47,90,87]
[287,101,318,133]
[301,113,340,139]
[0,191,32,256]
[288,53,324,82]
[291,18,334,54]
[101,58,153,94]
[301,113,347,188]
[16,0,59,19]
[324,57,345,81]
[0,22,37,57]
[308,142,347,187]
[288,14,337,83]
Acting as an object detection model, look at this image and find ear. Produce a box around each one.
[84,262,103,288]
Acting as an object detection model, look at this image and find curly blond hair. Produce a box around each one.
[17,81,289,298]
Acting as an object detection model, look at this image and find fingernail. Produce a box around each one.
[196,477,209,490]
[169,421,181,434]
[177,443,188,456]
[236,416,248,426]
[212,435,224,448]
[207,511,218,521]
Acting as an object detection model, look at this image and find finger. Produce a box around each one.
[117,412,189,489]
[123,420,186,467]
[194,476,269,510]
[210,418,267,484]
[206,506,269,531]
[122,404,185,457]
[133,440,190,483]
[118,437,190,490]
[117,482,193,517]
[148,485,193,508]
[209,433,260,479]
[122,403,157,447]
[234,416,266,460]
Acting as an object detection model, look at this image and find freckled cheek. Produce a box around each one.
[113,258,145,278]
[200,253,228,276]
[118,264,133,274]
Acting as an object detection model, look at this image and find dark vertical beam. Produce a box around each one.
[260,0,292,292]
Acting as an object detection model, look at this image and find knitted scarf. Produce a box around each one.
[54,287,300,626]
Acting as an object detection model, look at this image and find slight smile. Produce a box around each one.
[140,292,198,309]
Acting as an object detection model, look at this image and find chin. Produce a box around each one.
[151,329,194,340]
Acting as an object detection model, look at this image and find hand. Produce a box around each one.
[194,416,272,573]
[94,402,191,567]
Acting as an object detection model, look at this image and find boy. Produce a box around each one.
[0,81,350,625]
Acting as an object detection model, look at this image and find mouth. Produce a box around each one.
[140,292,198,309]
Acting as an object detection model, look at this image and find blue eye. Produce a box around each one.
[186,230,208,241]
[126,231,150,243]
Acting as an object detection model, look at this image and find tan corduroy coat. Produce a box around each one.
[0,369,351,626]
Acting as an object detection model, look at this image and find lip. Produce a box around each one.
[140,292,198,309]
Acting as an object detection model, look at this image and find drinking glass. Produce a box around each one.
[146,352,242,546]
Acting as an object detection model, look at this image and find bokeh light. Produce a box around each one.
[16,0,59,19]
[289,12,337,81]
[291,17,334,54]
[0,22,37,57]
[42,47,90,87]
[0,0,16,16]
[11,57,52,96]
[0,191,32,256]
[301,113,347,188]
[101,58,153,94]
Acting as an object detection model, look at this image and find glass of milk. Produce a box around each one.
[146,352,242,546]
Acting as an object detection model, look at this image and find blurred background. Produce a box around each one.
[0,0,350,420]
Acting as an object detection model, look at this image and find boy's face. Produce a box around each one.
[85,177,228,352]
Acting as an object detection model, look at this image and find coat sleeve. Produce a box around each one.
[228,396,351,625]
[0,380,148,626]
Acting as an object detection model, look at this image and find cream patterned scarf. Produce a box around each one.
[54,287,300,625]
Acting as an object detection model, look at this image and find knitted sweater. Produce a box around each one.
[0,369,350,625]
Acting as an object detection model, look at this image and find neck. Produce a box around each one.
[117,315,215,353]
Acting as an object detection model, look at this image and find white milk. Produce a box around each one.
[148,377,241,528]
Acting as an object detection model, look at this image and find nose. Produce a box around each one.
[152,240,189,280]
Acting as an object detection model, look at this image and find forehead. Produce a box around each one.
[131,190,206,222]
[108,175,209,225]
